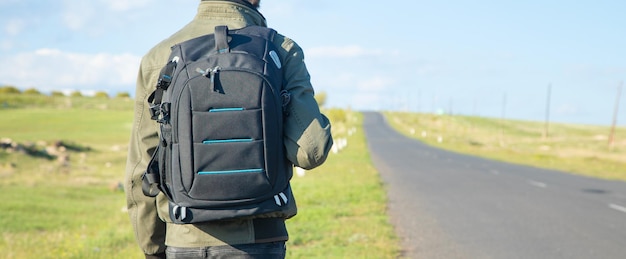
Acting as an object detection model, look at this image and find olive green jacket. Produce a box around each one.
[125,0,333,254]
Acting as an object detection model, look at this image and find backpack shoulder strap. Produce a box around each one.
[148,59,177,122]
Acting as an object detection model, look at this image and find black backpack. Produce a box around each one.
[142,25,296,224]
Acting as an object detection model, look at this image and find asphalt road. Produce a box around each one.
[363,112,626,259]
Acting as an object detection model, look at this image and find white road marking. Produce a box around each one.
[609,204,626,214]
[528,180,547,188]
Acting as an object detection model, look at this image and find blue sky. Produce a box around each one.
[0,0,624,126]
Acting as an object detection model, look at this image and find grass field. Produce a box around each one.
[0,95,399,258]
[3,94,622,258]
[385,111,626,181]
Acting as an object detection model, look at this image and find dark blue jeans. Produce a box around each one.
[165,242,286,259]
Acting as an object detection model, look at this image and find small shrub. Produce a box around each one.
[315,91,327,108]
[115,92,131,99]
[70,91,83,97]
[94,91,110,99]
[23,88,42,95]
[0,86,21,94]
[325,108,347,124]
[51,91,65,97]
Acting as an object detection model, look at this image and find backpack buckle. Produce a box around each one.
[149,104,160,120]
[157,61,177,90]
[149,103,170,123]
[172,205,188,221]
[157,103,171,124]
[157,75,171,89]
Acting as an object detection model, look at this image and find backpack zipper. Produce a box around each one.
[196,66,221,92]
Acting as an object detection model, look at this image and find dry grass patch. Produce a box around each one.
[386,112,626,181]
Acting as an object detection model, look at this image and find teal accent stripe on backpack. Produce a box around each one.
[202,138,254,144]
[209,108,244,112]
[198,168,264,175]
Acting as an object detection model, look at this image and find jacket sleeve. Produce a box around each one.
[276,34,333,170]
[124,57,167,255]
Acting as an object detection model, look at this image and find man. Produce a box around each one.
[125,0,333,258]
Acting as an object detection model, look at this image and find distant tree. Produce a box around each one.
[115,92,131,99]
[70,90,83,97]
[94,91,110,98]
[23,88,42,95]
[51,91,65,97]
[315,91,327,108]
[325,108,347,124]
[0,85,21,94]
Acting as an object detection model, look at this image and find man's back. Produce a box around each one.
[125,1,333,258]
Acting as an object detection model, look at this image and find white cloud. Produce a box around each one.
[306,45,385,58]
[0,49,140,92]
[356,76,394,92]
[310,69,395,110]
[61,1,95,31]
[415,63,446,77]
[0,0,19,6]
[0,40,12,51]
[5,19,25,35]
[60,0,154,31]
[350,93,386,110]
[263,1,331,17]
[100,0,155,12]
[556,103,580,115]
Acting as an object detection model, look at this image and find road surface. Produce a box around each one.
[363,112,626,259]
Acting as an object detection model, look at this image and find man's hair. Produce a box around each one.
[248,0,260,8]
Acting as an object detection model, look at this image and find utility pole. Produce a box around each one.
[473,97,477,117]
[500,92,507,145]
[417,89,421,113]
[502,92,507,120]
[608,81,623,149]
[543,83,552,139]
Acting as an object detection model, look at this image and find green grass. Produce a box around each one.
[3,94,622,258]
[0,108,133,186]
[0,96,140,258]
[0,96,400,258]
[385,112,626,181]
[0,108,133,143]
[0,185,135,259]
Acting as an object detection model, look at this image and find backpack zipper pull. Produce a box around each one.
[210,67,220,92]
[199,66,220,92]
[196,66,221,92]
